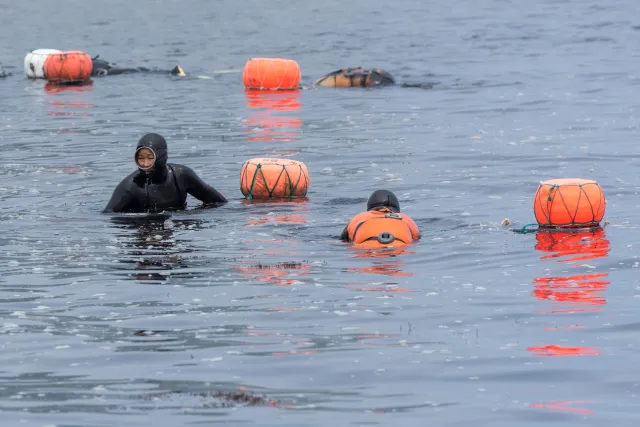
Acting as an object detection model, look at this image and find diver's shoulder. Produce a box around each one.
[116,169,142,185]
[168,163,196,175]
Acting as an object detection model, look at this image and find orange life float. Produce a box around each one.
[44,51,93,84]
[346,209,420,249]
[240,158,309,199]
[533,178,605,228]
[243,58,301,90]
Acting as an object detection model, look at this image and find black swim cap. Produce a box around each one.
[136,133,168,168]
[367,189,400,213]
[91,58,112,76]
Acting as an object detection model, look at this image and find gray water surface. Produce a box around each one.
[1,0,640,425]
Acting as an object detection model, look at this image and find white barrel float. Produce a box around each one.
[24,48,62,79]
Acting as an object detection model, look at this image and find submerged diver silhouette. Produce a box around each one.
[91,56,185,77]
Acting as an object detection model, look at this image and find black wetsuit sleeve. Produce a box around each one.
[182,166,228,205]
[102,180,135,213]
[340,226,350,241]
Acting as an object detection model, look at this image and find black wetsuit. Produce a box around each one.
[102,134,227,213]
[91,57,182,77]
[0,67,9,78]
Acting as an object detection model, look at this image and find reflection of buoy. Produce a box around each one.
[535,227,610,263]
[44,51,93,84]
[240,158,309,199]
[234,262,310,286]
[533,273,609,309]
[242,58,301,90]
[24,48,62,78]
[534,178,605,228]
[526,344,599,357]
[243,89,303,142]
[245,89,301,110]
[44,80,94,95]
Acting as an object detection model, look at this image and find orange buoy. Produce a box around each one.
[240,158,309,199]
[533,178,605,228]
[243,58,301,90]
[44,51,93,84]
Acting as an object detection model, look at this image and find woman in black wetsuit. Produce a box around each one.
[102,133,227,213]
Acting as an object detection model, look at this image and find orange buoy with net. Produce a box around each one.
[243,58,301,90]
[240,158,309,199]
[44,51,93,84]
[533,178,605,228]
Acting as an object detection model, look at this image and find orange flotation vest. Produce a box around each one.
[346,208,420,248]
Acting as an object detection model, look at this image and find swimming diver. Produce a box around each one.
[340,189,421,246]
[91,56,185,77]
[103,133,227,213]
[0,66,9,78]
[314,67,433,89]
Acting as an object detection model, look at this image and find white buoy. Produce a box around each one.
[24,48,62,79]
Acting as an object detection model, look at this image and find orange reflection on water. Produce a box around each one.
[526,344,600,356]
[44,81,94,95]
[350,246,415,259]
[243,89,302,142]
[349,284,415,292]
[535,227,610,262]
[243,198,310,227]
[529,227,609,360]
[348,246,415,278]
[533,273,609,312]
[246,214,308,226]
[531,400,594,414]
[348,263,414,278]
[45,81,95,118]
[532,227,611,314]
[234,262,310,286]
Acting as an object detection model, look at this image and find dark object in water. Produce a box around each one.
[91,56,185,77]
[141,389,279,408]
[315,67,395,88]
[314,67,435,89]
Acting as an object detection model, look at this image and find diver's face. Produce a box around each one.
[136,147,155,171]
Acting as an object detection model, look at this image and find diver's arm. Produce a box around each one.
[339,226,350,241]
[182,166,228,205]
[102,180,134,213]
